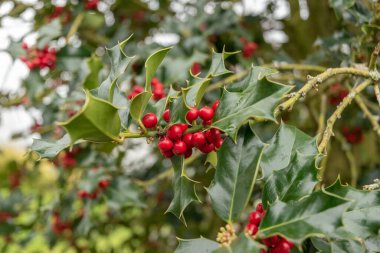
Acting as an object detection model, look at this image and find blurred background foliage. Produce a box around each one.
[0,0,379,252]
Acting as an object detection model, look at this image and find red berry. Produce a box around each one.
[198,106,214,121]
[260,250,268,253]
[78,190,88,199]
[214,138,224,149]
[173,141,187,156]
[212,100,220,111]
[242,42,258,58]
[245,223,258,236]
[167,125,184,141]
[192,132,206,148]
[151,77,160,86]
[21,42,28,49]
[191,62,202,75]
[163,109,170,122]
[142,113,158,128]
[271,240,291,253]
[178,123,189,133]
[133,85,144,93]
[186,107,199,122]
[203,119,212,126]
[162,150,174,158]
[249,211,262,225]
[256,203,264,213]
[184,148,192,158]
[89,190,99,199]
[183,133,193,148]
[98,179,109,189]
[199,143,214,153]
[262,236,279,248]
[205,128,221,143]
[158,138,173,151]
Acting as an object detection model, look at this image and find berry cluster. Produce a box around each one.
[342,127,363,144]
[85,0,99,10]
[191,62,202,75]
[52,212,71,235]
[141,100,224,158]
[245,203,294,253]
[128,78,166,101]
[20,43,57,70]
[328,83,349,106]
[240,37,258,59]
[77,179,109,200]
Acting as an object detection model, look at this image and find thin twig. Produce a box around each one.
[318,79,372,153]
[276,67,374,116]
[66,13,85,43]
[317,95,327,136]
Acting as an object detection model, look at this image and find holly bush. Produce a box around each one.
[1,0,380,252]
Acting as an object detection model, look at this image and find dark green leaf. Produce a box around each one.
[212,67,291,141]
[82,55,103,90]
[262,152,319,205]
[166,156,200,224]
[208,126,266,223]
[182,77,211,108]
[130,91,152,126]
[37,19,62,47]
[174,238,219,253]
[207,49,238,77]
[261,123,318,179]
[213,234,262,253]
[259,190,352,245]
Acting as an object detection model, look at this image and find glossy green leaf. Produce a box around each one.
[166,156,200,224]
[58,90,121,143]
[343,206,380,238]
[145,47,172,92]
[262,152,319,205]
[207,49,238,77]
[213,234,262,253]
[212,67,291,141]
[170,95,188,124]
[97,35,134,101]
[208,126,266,222]
[364,236,380,252]
[259,190,352,245]
[82,55,103,90]
[130,91,152,126]
[182,77,211,108]
[261,123,318,179]
[325,179,380,210]
[174,238,219,253]
[311,238,365,253]
[31,134,71,159]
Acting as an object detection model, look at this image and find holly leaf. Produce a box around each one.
[81,55,103,90]
[130,47,171,125]
[207,49,238,77]
[259,190,352,245]
[174,238,219,253]
[58,90,121,144]
[31,134,71,159]
[261,123,318,179]
[208,126,266,223]
[212,67,291,141]
[262,152,319,206]
[311,237,365,253]
[96,35,134,101]
[145,47,172,92]
[343,206,380,239]
[213,234,262,253]
[166,156,200,224]
[182,77,211,108]
[113,86,131,129]
[169,95,188,124]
